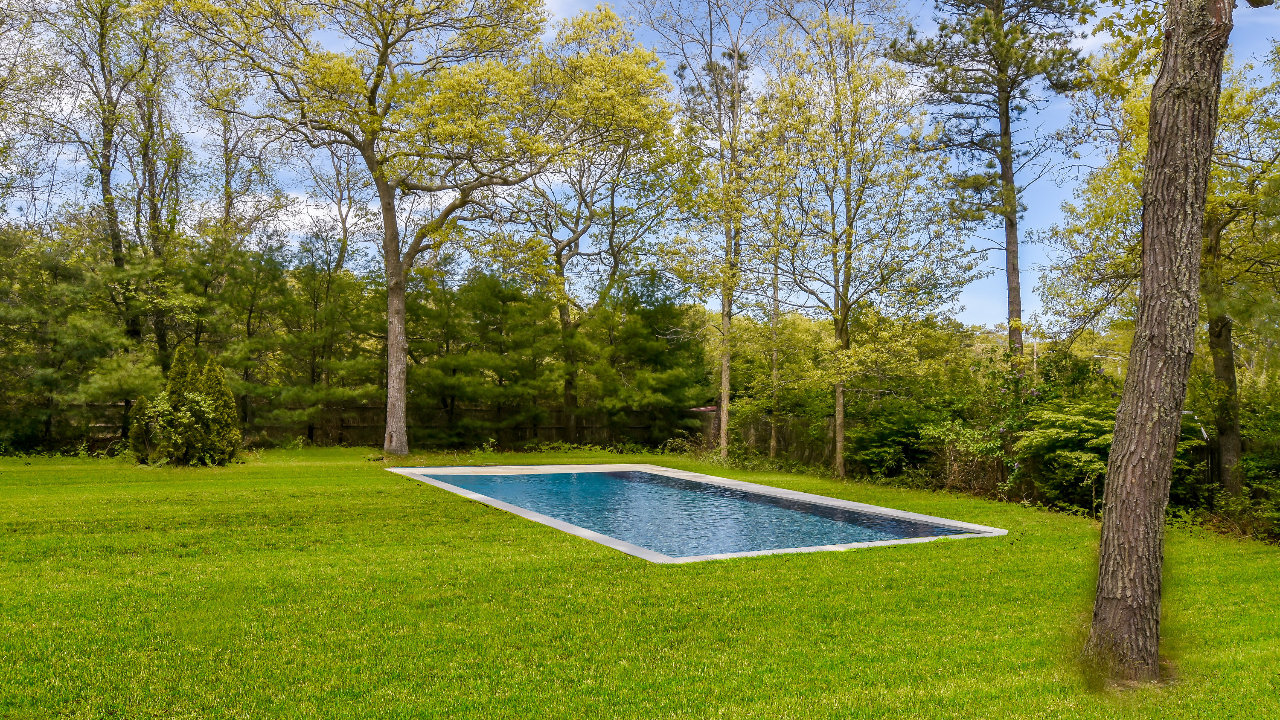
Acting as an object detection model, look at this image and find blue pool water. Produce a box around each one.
[432,470,970,558]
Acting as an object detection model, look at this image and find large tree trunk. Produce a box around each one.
[998,94,1023,356]
[377,178,410,456]
[1202,225,1244,496]
[1086,0,1232,683]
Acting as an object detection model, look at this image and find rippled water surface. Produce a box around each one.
[436,471,969,558]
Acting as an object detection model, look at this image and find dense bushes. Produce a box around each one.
[725,313,1274,539]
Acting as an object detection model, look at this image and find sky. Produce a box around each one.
[544,0,1280,329]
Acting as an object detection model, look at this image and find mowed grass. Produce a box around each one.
[1,448,1277,719]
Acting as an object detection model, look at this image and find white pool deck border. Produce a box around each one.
[387,463,1007,564]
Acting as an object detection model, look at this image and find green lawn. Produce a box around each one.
[2,448,1276,719]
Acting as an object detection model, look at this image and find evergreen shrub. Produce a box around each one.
[129,346,241,465]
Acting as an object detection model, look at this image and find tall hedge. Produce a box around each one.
[129,346,241,465]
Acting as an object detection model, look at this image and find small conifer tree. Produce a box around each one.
[201,362,242,465]
[129,346,242,466]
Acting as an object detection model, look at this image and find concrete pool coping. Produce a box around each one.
[388,463,1008,564]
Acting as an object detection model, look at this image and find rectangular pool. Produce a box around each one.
[390,464,1005,563]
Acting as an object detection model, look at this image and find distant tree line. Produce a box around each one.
[0,216,709,450]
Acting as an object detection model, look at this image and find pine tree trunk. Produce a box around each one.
[1086,0,1233,682]
[154,315,171,373]
[1208,309,1243,495]
[998,94,1023,356]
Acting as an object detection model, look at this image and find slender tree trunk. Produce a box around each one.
[122,397,131,442]
[98,137,142,341]
[769,268,780,460]
[1086,0,1232,682]
[998,94,1023,356]
[719,281,731,460]
[1202,224,1244,495]
[833,380,845,479]
[558,301,578,444]
[140,101,176,370]
[154,316,170,372]
[832,321,852,478]
[376,178,410,456]
[1208,312,1243,495]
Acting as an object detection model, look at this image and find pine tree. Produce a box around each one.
[166,345,195,397]
[161,345,200,464]
[1086,0,1235,683]
[892,0,1092,357]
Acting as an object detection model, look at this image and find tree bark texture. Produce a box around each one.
[384,264,410,455]
[1087,0,1232,682]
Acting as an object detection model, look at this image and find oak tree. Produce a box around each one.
[183,0,555,454]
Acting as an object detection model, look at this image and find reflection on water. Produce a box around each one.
[441,471,968,558]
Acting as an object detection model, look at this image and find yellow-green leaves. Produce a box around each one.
[1043,54,1280,336]
[757,12,976,337]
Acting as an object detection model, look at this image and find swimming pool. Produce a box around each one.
[389,464,1006,563]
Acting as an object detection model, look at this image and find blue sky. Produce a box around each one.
[545,0,1280,329]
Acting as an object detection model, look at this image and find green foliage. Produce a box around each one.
[583,273,711,443]
[127,396,150,461]
[3,0,1280,550]
[409,270,562,446]
[1013,399,1113,513]
[200,359,242,464]
[402,268,708,449]
[130,346,241,466]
